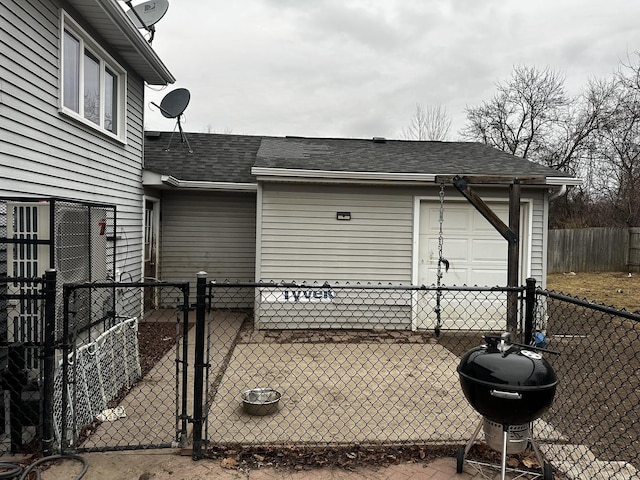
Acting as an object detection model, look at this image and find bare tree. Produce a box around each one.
[460,64,628,227]
[590,53,640,226]
[401,103,451,141]
[461,65,568,162]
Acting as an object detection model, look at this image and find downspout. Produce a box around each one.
[549,184,566,201]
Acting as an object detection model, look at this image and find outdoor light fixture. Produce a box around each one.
[336,212,351,220]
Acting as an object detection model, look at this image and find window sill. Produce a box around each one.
[59,107,127,146]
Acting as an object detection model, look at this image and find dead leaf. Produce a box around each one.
[221,457,239,469]
[522,453,540,469]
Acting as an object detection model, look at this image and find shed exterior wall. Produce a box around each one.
[256,182,547,329]
[159,191,257,306]
[257,183,414,283]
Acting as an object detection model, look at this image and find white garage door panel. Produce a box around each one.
[472,239,508,262]
[441,238,469,262]
[414,199,522,332]
[470,270,506,286]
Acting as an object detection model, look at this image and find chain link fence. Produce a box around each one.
[193,279,639,479]
[58,280,191,452]
[0,276,44,453]
[0,272,638,478]
[200,281,522,446]
[536,289,640,478]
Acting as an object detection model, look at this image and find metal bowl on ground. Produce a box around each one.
[241,388,281,416]
[457,333,558,425]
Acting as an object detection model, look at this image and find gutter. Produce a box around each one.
[168,180,257,192]
[83,0,175,84]
[251,168,583,187]
[142,171,257,192]
[549,184,567,201]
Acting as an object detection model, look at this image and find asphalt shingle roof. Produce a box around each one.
[144,132,569,184]
[143,132,264,183]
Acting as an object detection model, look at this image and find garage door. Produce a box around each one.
[413,199,520,331]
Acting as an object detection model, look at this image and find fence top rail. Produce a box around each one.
[538,288,640,322]
[0,276,44,285]
[62,281,190,291]
[208,281,524,293]
[0,195,116,209]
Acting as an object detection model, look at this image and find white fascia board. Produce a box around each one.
[173,181,257,192]
[100,0,175,83]
[251,168,583,186]
[71,0,175,84]
[545,176,583,186]
[251,167,436,182]
[142,171,256,191]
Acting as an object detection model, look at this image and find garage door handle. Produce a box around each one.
[490,390,521,400]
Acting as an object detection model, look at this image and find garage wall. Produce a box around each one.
[257,183,416,329]
[159,190,256,306]
[257,183,414,283]
[256,182,547,330]
[521,189,548,286]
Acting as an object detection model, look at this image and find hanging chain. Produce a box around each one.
[435,182,449,338]
[437,183,445,286]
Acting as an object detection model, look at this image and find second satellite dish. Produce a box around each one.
[126,0,169,29]
[158,88,190,118]
[151,88,193,153]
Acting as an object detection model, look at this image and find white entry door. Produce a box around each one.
[413,199,526,331]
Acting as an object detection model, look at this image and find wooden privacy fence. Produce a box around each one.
[547,227,640,273]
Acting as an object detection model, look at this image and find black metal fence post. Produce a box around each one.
[192,272,207,460]
[42,269,57,456]
[178,283,190,446]
[524,277,536,345]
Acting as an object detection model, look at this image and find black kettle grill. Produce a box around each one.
[456,333,558,480]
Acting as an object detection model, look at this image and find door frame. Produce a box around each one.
[143,196,160,309]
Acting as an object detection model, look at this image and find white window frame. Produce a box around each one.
[60,12,127,142]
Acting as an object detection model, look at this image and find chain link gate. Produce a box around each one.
[57,279,191,452]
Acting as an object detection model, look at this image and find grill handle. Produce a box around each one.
[490,390,522,400]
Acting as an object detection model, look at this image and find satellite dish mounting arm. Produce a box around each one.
[150,101,171,118]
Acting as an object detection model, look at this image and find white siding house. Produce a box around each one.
[0,0,174,282]
[143,133,581,330]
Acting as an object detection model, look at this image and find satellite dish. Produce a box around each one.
[126,0,169,29]
[151,88,193,153]
[158,88,190,118]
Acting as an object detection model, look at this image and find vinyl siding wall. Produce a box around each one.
[256,182,548,329]
[159,191,257,306]
[0,0,148,281]
[257,183,414,329]
[258,183,414,283]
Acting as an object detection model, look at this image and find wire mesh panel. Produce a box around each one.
[0,197,117,348]
[197,281,640,479]
[536,290,640,478]
[58,282,190,452]
[201,282,521,448]
[0,277,44,454]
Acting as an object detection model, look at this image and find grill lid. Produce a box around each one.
[457,333,557,390]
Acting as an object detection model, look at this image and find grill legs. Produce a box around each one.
[456,417,553,480]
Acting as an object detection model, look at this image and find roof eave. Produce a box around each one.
[68,0,175,85]
[251,167,583,186]
[143,170,257,192]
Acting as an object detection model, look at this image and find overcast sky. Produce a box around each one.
[136,0,640,140]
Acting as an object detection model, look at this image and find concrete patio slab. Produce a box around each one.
[207,342,482,444]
